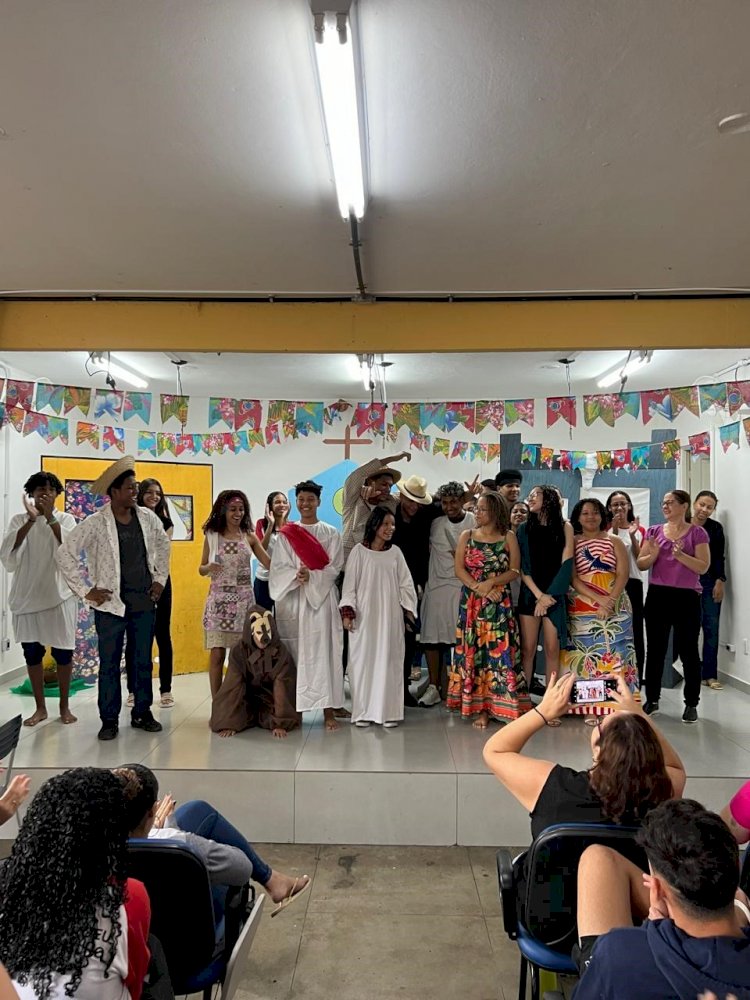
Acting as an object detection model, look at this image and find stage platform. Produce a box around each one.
[2,672,749,846]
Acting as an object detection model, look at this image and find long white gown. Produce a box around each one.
[269,521,344,712]
[340,544,418,725]
[420,512,475,645]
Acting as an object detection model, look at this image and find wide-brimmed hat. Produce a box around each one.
[397,475,432,505]
[366,466,402,486]
[91,455,136,496]
[495,468,523,487]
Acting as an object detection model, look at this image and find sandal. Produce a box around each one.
[546,718,562,728]
[583,717,599,728]
[704,679,723,690]
[270,876,311,917]
[160,693,175,707]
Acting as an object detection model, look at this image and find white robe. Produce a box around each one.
[340,544,418,725]
[269,521,344,712]
[420,512,475,645]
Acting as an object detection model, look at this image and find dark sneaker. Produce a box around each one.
[404,691,419,708]
[529,678,547,697]
[98,721,119,741]
[131,711,163,733]
[642,701,660,717]
[682,705,698,724]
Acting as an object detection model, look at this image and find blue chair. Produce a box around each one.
[496,822,645,1000]
[127,839,264,999]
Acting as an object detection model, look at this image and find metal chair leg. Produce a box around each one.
[530,964,540,1000]
[518,954,527,1000]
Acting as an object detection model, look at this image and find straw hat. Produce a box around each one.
[397,475,432,505]
[91,455,136,496]
[366,466,402,485]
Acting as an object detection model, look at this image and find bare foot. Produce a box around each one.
[59,708,77,725]
[272,728,288,739]
[265,870,312,905]
[472,711,489,730]
[218,729,236,739]
[324,709,339,732]
[23,708,48,728]
[333,707,351,719]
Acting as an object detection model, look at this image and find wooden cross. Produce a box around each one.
[323,424,372,460]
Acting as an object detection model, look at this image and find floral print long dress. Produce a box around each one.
[447,534,530,721]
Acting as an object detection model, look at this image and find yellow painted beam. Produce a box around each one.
[1,298,749,353]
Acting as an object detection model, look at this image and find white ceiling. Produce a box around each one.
[2,349,748,399]
[2,1,750,297]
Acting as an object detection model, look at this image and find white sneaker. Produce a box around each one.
[383,721,399,728]
[354,720,371,728]
[126,692,134,708]
[419,684,442,707]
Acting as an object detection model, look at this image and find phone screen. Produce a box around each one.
[573,678,607,704]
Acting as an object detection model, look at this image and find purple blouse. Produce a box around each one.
[645,523,709,592]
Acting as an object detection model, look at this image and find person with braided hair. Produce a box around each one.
[0,767,153,1000]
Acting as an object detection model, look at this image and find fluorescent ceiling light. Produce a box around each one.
[110,353,152,378]
[313,8,367,220]
[597,355,650,389]
[85,352,149,389]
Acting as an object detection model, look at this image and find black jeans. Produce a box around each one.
[126,578,173,694]
[644,584,701,708]
[625,577,645,685]
[96,607,156,722]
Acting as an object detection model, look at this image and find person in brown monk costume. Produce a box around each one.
[210,605,301,739]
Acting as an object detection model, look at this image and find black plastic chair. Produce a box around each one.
[0,715,23,828]
[127,839,264,999]
[496,822,645,1000]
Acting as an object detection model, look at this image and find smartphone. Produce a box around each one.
[570,677,618,705]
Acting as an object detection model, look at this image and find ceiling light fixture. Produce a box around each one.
[597,351,652,389]
[110,353,151,378]
[311,2,367,220]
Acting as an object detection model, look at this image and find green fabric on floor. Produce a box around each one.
[10,677,89,698]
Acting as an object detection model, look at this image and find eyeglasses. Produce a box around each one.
[661,500,677,508]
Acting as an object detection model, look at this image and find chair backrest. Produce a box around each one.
[0,716,22,794]
[220,893,265,1000]
[127,840,219,989]
[522,822,646,951]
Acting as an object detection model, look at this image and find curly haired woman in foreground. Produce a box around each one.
[0,768,153,1000]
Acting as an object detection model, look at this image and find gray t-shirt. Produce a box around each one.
[116,514,153,611]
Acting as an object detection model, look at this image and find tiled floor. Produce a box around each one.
[3,669,750,845]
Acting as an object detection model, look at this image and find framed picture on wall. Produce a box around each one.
[166,494,193,541]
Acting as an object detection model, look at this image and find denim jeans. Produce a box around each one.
[95,608,156,722]
[125,578,174,694]
[174,800,272,885]
[700,581,722,681]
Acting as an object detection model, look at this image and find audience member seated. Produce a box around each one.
[117,764,310,917]
[572,799,750,1000]
[0,773,30,827]
[482,670,685,841]
[209,605,301,739]
[0,768,158,1000]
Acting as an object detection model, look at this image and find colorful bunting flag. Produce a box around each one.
[160,394,189,426]
[420,403,447,432]
[699,383,727,414]
[612,449,631,470]
[23,410,49,439]
[469,442,487,463]
[521,444,539,467]
[235,399,262,431]
[209,397,236,429]
[295,402,324,437]
[6,407,23,432]
[178,434,197,455]
[719,423,740,453]
[669,386,700,418]
[93,389,124,420]
[660,439,681,464]
[76,421,100,449]
[451,441,468,460]
[392,402,421,434]
[596,451,613,470]
[386,423,398,443]
[47,416,69,444]
[433,437,450,458]
[63,386,92,416]
[631,445,650,470]
[486,442,501,464]
[268,400,294,424]
[570,452,586,470]
[640,389,672,424]
[688,431,710,458]
[558,451,572,471]
[351,402,386,437]
[102,426,125,453]
[246,430,265,449]
[475,400,504,433]
[35,383,66,414]
[744,417,750,448]
[444,402,474,434]
[6,380,34,411]
[324,399,351,424]
[540,447,555,469]
[0,402,7,430]
[583,395,617,427]
[504,399,535,427]
[138,431,158,456]
[265,422,281,446]
[123,391,152,424]
[614,392,641,421]
[409,432,431,452]
[547,396,577,428]
[727,381,750,416]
